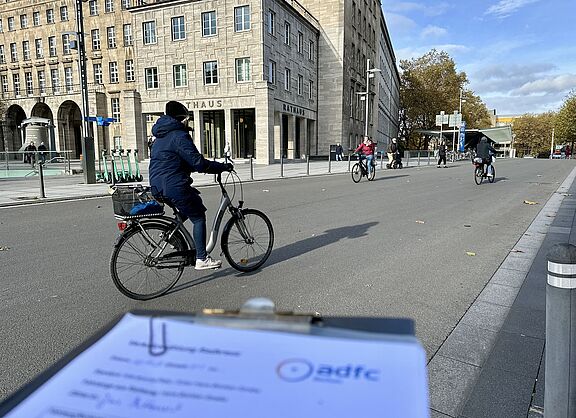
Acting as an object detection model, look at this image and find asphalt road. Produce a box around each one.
[1,158,574,401]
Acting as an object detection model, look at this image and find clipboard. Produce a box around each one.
[0,298,430,418]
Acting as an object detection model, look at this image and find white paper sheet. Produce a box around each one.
[5,313,429,418]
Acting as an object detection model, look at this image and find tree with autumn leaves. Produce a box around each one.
[399,50,491,150]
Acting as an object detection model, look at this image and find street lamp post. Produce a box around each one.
[361,58,381,138]
[71,0,96,184]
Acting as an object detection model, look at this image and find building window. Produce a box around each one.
[268,60,276,84]
[107,26,116,48]
[145,67,158,89]
[173,64,187,88]
[93,63,103,84]
[234,6,250,32]
[38,70,46,94]
[309,80,313,100]
[123,24,132,46]
[13,73,21,96]
[91,29,100,50]
[113,136,122,149]
[1,75,8,95]
[121,0,130,8]
[48,36,56,57]
[109,61,118,83]
[35,39,43,59]
[284,68,291,91]
[235,57,250,82]
[125,60,134,82]
[0,19,3,33]
[284,22,290,45]
[0,46,4,64]
[46,9,54,24]
[143,21,156,44]
[10,43,17,62]
[25,72,33,95]
[64,67,73,92]
[22,41,30,60]
[111,98,120,122]
[33,12,40,26]
[8,17,15,31]
[171,16,185,41]
[309,40,314,61]
[201,11,216,37]
[51,69,59,93]
[105,0,114,13]
[267,10,275,35]
[298,32,303,53]
[62,34,71,55]
[20,15,28,29]
[297,74,303,95]
[203,61,218,85]
[60,6,68,21]
[89,0,98,16]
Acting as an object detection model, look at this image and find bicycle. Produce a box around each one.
[351,154,376,182]
[472,157,496,185]
[109,171,274,300]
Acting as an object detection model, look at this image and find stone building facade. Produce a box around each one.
[0,0,399,164]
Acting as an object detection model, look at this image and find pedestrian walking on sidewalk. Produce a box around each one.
[437,141,447,167]
[387,138,398,168]
[24,141,37,167]
[38,142,47,164]
[335,143,343,161]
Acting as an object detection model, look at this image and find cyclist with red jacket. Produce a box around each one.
[355,136,376,175]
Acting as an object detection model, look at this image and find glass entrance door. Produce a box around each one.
[233,109,255,158]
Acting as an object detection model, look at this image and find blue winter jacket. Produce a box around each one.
[149,115,226,200]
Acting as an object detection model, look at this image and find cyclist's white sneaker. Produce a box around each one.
[195,256,222,270]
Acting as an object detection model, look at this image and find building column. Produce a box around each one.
[224,108,233,157]
[299,118,308,158]
[123,90,143,155]
[287,115,296,159]
[193,110,203,151]
[273,112,281,161]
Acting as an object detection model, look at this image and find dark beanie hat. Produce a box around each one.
[165,101,189,121]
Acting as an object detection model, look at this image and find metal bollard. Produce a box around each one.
[545,243,576,417]
[38,162,46,198]
[328,152,331,173]
[280,155,284,177]
[417,151,421,166]
[249,155,254,180]
[306,154,310,176]
[348,153,352,172]
[428,152,431,165]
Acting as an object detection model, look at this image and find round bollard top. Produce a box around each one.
[547,243,576,265]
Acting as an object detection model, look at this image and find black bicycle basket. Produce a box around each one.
[111,185,164,219]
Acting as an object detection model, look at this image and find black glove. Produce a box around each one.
[224,163,234,172]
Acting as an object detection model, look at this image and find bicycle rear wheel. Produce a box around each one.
[488,166,496,183]
[221,209,274,272]
[110,222,188,300]
[474,166,484,185]
[351,163,362,183]
[368,166,376,181]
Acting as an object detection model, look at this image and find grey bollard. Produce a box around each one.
[545,243,576,417]
[306,154,310,176]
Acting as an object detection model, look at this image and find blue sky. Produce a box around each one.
[380,0,576,115]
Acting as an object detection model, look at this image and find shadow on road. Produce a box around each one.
[252,221,379,271]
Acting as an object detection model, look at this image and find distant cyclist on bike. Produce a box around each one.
[149,101,233,270]
[355,136,376,176]
[476,136,496,177]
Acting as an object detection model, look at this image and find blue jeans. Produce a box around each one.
[188,214,208,260]
[366,155,374,174]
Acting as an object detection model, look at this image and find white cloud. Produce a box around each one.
[485,0,541,18]
[421,25,447,38]
[513,74,576,95]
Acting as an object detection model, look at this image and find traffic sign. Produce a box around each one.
[435,111,449,126]
[449,112,462,128]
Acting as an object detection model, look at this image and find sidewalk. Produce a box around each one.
[429,166,576,417]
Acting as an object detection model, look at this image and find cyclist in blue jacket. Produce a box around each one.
[149,101,233,270]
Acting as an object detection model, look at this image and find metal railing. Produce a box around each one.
[1,150,73,175]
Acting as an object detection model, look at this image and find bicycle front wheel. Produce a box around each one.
[474,167,484,185]
[221,209,274,272]
[488,166,496,183]
[351,163,362,183]
[110,222,188,300]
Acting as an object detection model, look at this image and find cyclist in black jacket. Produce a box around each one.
[476,136,496,176]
